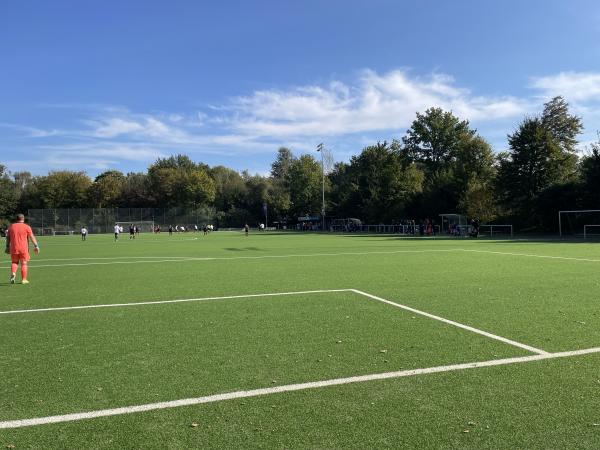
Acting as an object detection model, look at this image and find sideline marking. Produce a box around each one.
[0,249,458,269]
[456,248,600,263]
[1,346,598,429]
[351,289,549,355]
[3,247,600,270]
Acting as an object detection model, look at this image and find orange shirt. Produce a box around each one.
[7,223,34,255]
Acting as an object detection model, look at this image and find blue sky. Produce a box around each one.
[1,0,600,177]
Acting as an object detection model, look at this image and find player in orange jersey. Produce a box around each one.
[4,213,39,284]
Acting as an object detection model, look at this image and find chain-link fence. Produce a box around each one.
[27,207,215,235]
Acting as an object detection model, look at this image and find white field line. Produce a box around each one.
[3,246,599,270]
[0,289,352,315]
[34,238,201,247]
[0,249,458,269]
[351,289,549,355]
[4,256,197,262]
[456,248,600,263]
[0,287,548,356]
[2,346,599,430]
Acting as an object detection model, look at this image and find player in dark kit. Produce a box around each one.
[129,224,135,239]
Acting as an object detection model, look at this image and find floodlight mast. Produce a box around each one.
[317,143,325,231]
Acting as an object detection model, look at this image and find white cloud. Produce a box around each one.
[531,72,600,102]
[7,68,600,176]
[219,69,530,139]
[92,118,144,138]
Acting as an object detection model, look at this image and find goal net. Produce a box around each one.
[115,221,155,233]
[478,224,513,238]
[558,210,600,238]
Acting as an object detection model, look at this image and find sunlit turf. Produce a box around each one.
[1,231,600,448]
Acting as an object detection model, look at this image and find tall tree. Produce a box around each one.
[210,166,247,212]
[28,171,92,208]
[148,155,215,207]
[345,142,423,222]
[286,154,325,218]
[88,170,126,208]
[541,96,583,155]
[496,117,567,219]
[580,139,600,206]
[0,165,16,220]
[121,172,152,207]
[402,107,475,175]
[271,147,295,180]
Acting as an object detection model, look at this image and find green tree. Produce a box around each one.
[347,142,423,222]
[496,117,571,222]
[210,166,247,212]
[28,171,92,208]
[121,172,152,207]
[286,154,325,218]
[148,155,215,207]
[402,107,475,175]
[0,165,16,220]
[271,147,295,180]
[88,170,126,208]
[541,96,583,155]
[580,140,600,206]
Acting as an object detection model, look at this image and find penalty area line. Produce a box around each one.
[1,346,599,429]
[351,289,549,355]
[0,289,354,315]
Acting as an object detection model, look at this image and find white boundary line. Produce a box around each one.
[2,346,599,429]
[456,248,600,263]
[0,287,548,355]
[0,249,458,269]
[3,246,600,270]
[0,289,351,315]
[350,289,548,355]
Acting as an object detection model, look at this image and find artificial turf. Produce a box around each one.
[1,231,599,449]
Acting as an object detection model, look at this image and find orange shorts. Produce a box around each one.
[11,253,30,264]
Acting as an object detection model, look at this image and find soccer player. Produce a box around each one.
[244,223,249,237]
[81,226,88,241]
[129,224,135,240]
[5,213,39,284]
[114,223,121,241]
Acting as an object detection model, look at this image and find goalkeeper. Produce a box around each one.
[5,213,39,284]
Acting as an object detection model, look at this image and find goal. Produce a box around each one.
[479,224,514,238]
[558,210,600,237]
[115,221,155,233]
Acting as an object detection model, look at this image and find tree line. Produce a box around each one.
[1,96,599,231]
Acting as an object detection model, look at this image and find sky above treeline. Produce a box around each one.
[1,0,600,177]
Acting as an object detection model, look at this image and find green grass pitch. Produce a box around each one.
[1,231,600,449]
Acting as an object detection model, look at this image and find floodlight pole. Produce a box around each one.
[317,143,325,231]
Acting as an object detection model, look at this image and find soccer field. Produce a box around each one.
[1,231,600,449]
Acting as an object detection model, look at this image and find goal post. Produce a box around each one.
[479,224,513,238]
[558,210,600,237]
[584,225,600,239]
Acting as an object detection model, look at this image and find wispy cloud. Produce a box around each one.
[4,68,600,175]
[531,72,600,102]
[224,70,530,138]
